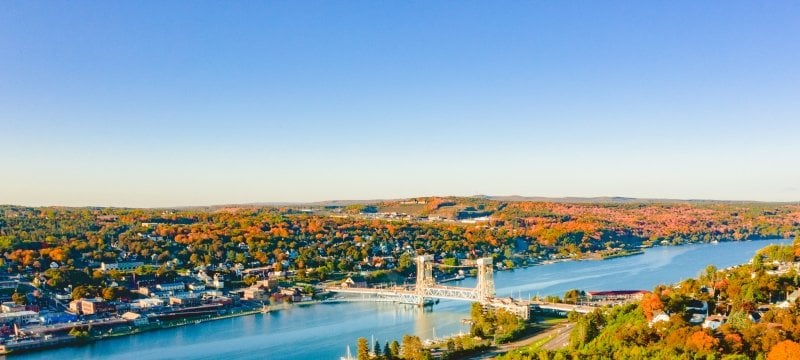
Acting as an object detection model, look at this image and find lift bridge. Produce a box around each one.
[327,255,533,319]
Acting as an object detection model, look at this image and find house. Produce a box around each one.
[777,289,800,308]
[702,315,727,330]
[279,288,301,302]
[341,276,367,288]
[686,300,709,324]
[649,312,671,326]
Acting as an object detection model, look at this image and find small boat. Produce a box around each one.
[340,345,355,360]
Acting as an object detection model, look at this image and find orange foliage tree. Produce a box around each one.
[685,331,719,352]
[767,340,800,360]
[639,292,664,320]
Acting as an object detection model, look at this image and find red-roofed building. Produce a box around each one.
[586,290,649,301]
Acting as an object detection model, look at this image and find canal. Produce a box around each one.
[8,239,790,359]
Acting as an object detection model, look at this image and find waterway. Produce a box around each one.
[8,239,791,360]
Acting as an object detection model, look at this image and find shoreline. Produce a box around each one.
[7,237,791,357]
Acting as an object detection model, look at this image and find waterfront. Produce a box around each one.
[8,239,790,360]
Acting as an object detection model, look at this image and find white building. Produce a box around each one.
[101,262,144,272]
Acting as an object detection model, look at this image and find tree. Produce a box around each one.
[570,310,605,349]
[398,253,413,274]
[243,275,258,286]
[357,337,370,360]
[383,341,392,359]
[11,292,27,305]
[71,285,97,300]
[401,335,425,360]
[685,330,719,352]
[373,340,381,357]
[768,340,800,360]
[388,340,400,359]
[639,292,664,320]
[564,289,582,304]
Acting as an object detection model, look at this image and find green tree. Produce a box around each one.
[383,341,392,359]
[373,340,381,357]
[398,253,413,274]
[564,289,583,304]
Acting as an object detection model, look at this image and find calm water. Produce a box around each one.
[10,239,790,360]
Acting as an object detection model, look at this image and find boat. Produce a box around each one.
[340,345,355,360]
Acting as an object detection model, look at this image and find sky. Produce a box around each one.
[1,1,799,207]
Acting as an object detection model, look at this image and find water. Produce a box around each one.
[9,239,790,360]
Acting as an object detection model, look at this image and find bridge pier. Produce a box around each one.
[330,255,531,320]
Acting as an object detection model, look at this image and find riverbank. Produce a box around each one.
[9,239,793,360]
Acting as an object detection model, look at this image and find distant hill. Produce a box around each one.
[482,195,769,204]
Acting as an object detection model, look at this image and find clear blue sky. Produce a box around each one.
[2,1,799,207]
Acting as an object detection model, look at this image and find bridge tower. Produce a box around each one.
[476,257,494,301]
[415,255,435,290]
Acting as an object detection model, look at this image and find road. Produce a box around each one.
[540,322,574,351]
[463,322,574,359]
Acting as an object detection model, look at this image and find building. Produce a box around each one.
[101,262,144,272]
[686,300,709,324]
[341,276,367,288]
[169,294,201,306]
[121,312,149,326]
[208,274,224,289]
[255,279,279,291]
[777,289,800,308]
[0,310,38,324]
[649,312,671,326]
[280,288,307,302]
[68,298,113,315]
[0,278,19,290]
[130,298,164,310]
[702,315,727,330]
[243,287,267,301]
[585,290,649,301]
[156,283,185,292]
[1,302,26,313]
[187,283,206,291]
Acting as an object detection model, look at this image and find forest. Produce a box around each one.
[500,240,800,360]
[0,198,798,300]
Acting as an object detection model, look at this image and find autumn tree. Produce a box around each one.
[639,292,664,320]
[388,340,400,359]
[768,340,800,360]
[357,337,370,360]
[685,330,719,353]
[401,335,425,360]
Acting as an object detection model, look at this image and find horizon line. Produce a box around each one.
[2,194,799,210]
